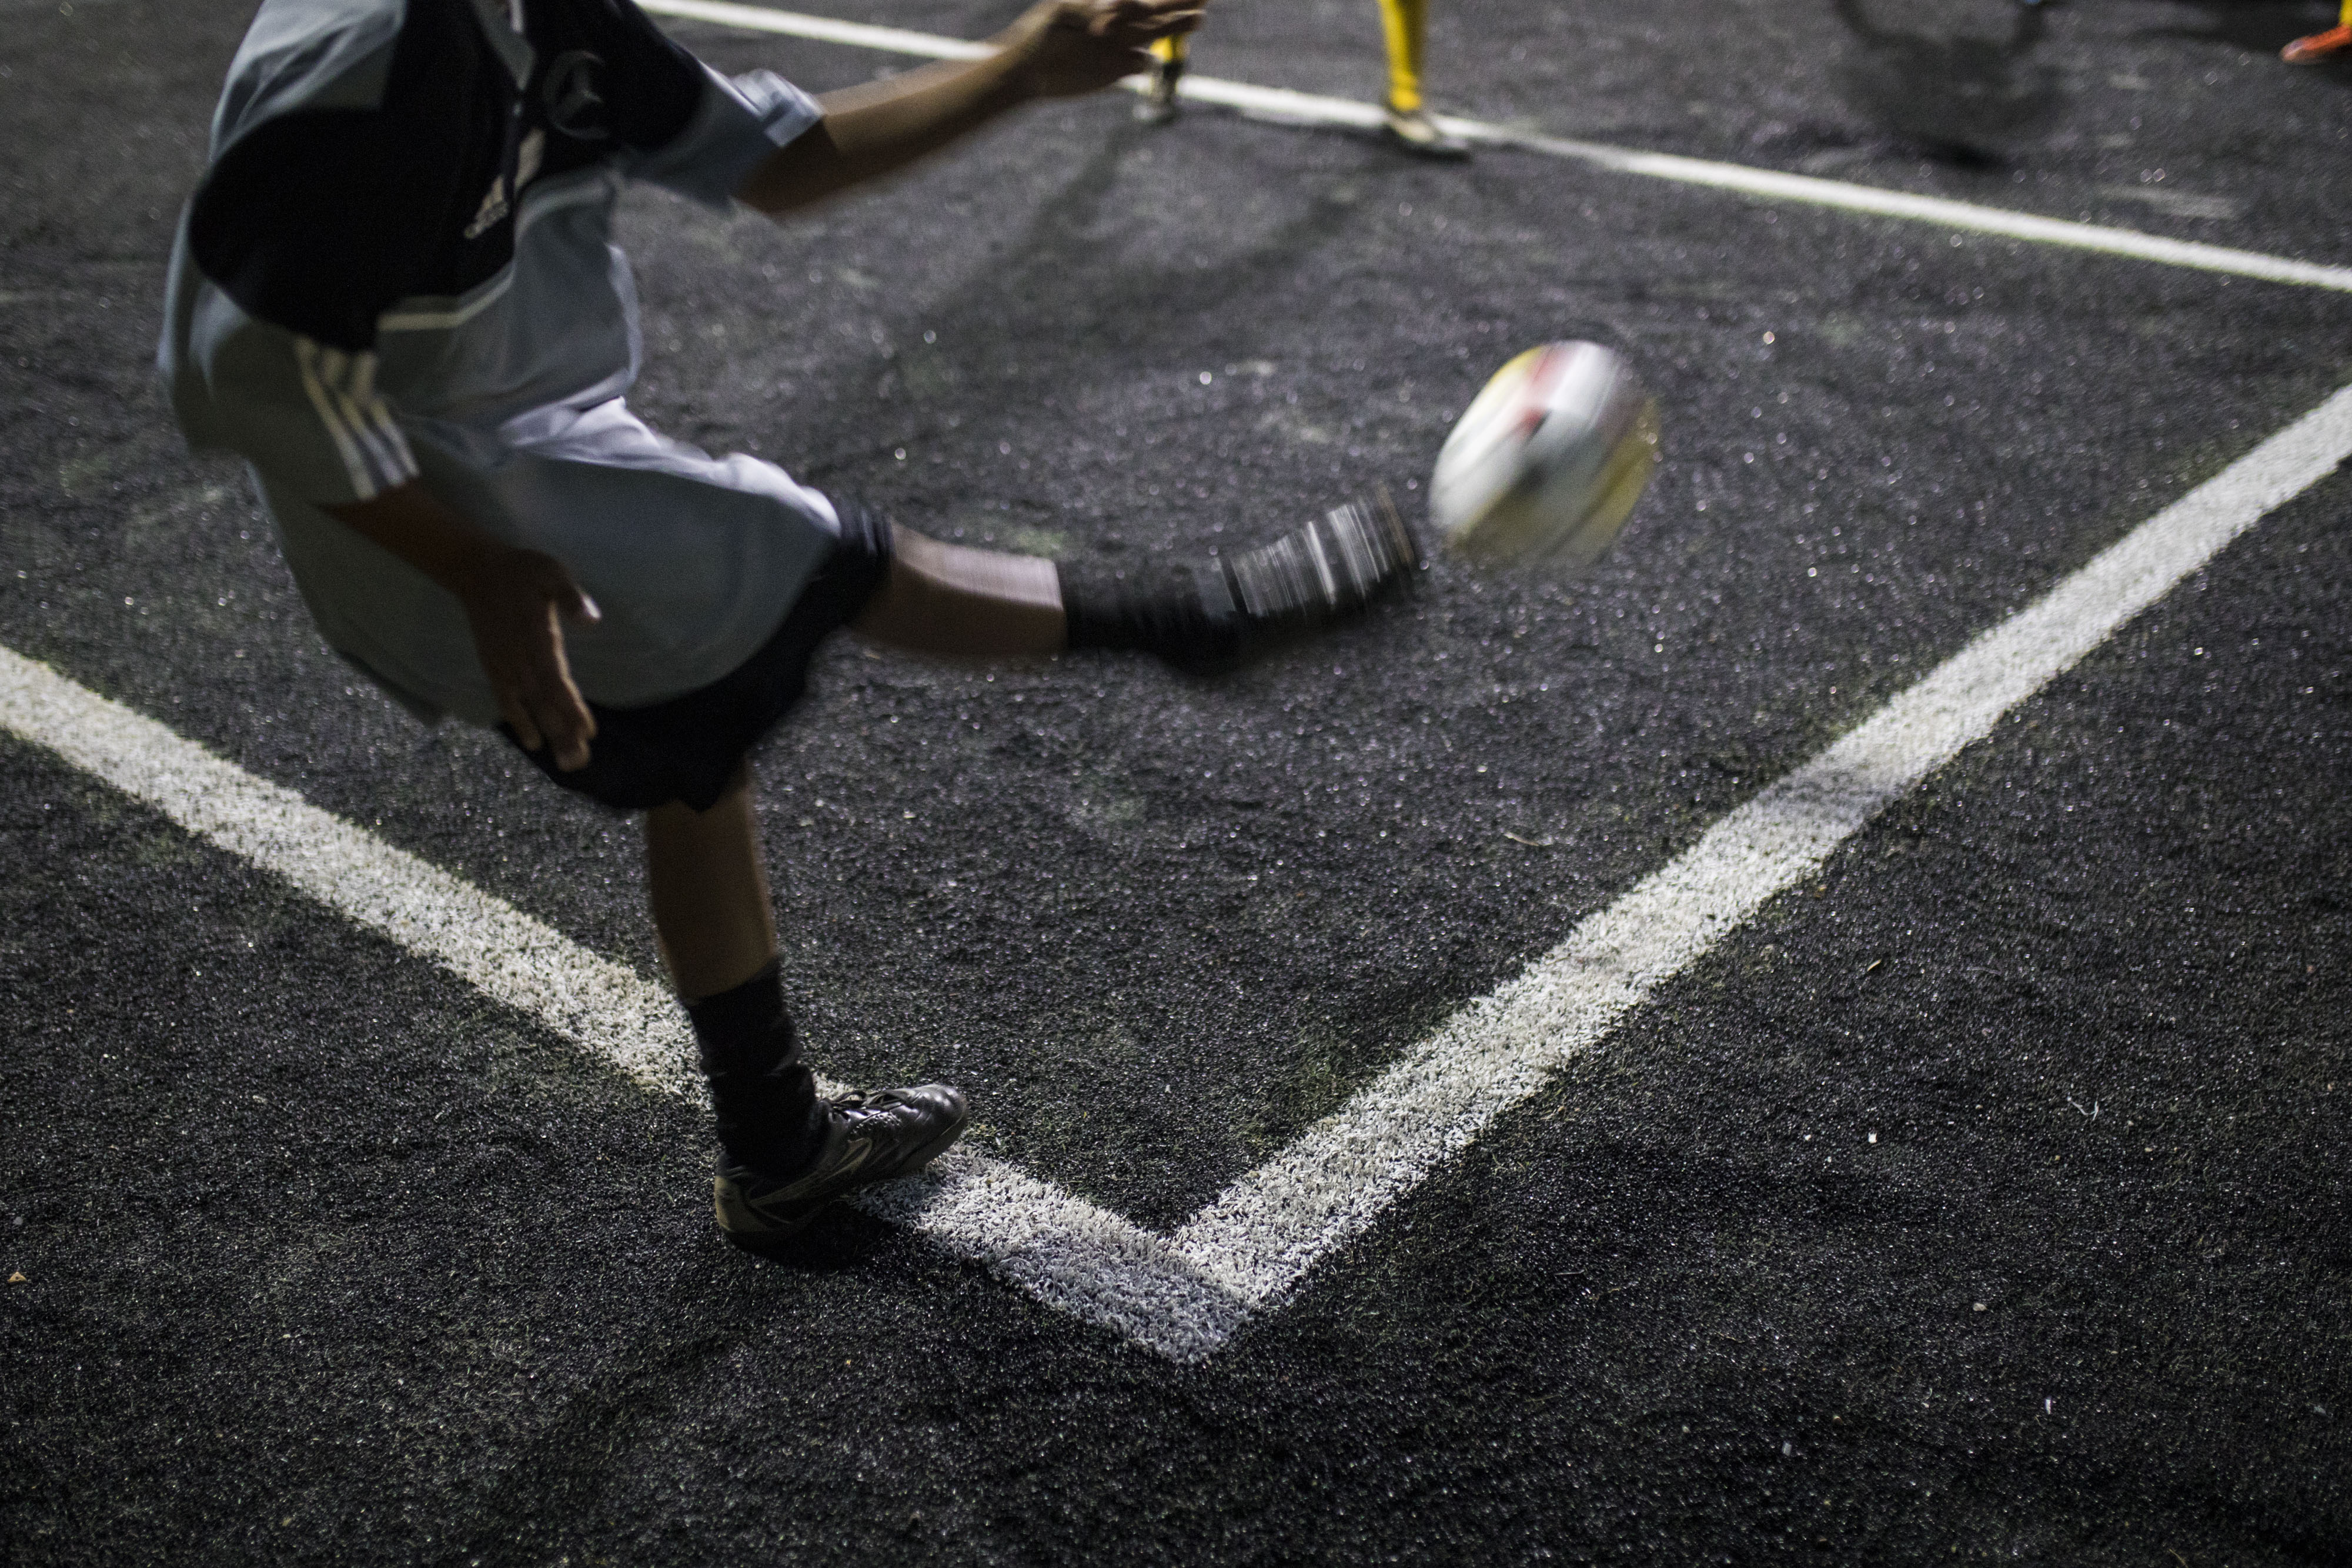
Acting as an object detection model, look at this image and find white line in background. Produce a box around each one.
[640,0,2352,295]
[6,383,2346,1359]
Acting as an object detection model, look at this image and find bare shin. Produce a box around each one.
[644,765,779,1001]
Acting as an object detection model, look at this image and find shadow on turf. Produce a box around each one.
[434,1209,901,1566]
[784,117,1387,488]
[1827,0,2062,168]
[716,1201,899,1271]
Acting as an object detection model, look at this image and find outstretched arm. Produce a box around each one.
[735,0,1200,215]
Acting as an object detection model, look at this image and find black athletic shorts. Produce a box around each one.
[507,502,892,813]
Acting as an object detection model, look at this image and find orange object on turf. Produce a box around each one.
[2282,24,2352,61]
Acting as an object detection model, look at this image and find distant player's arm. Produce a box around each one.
[736,0,1199,215]
[323,483,602,770]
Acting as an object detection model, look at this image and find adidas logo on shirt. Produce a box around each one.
[463,177,507,239]
[463,129,544,239]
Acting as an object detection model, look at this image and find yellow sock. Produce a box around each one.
[1151,34,1188,68]
[1378,0,1425,113]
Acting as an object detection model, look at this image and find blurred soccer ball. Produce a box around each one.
[1429,342,1660,568]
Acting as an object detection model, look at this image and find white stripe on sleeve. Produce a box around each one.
[340,349,419,486]
[294,337,419,500]
[317,345,415,494]
[294,336,376,498]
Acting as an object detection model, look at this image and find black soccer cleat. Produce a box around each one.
[1060,494,1421,672]
[1181,494,1423,669]
[713,1083,969,1249]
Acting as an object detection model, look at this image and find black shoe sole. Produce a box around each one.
[713,1106,971,1255]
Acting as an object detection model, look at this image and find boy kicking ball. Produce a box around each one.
[161,0,1418,1247]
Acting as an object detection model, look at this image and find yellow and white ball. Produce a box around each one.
[1429,342,1661,568]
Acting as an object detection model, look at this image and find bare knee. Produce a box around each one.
[643,761,754,838]
[851,524,1065,657]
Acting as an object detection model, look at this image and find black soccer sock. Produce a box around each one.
[684,962,828,1178]
[1060,564,1241,666]
[1062,499,1419,671]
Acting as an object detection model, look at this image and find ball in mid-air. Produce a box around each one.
[1429,342,1660,568]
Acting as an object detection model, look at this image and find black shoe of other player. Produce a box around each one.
[713,1084,969,1248]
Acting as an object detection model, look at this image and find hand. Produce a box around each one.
[454,547,602,770]
[320,482,603,768]
[996,0,1202,99]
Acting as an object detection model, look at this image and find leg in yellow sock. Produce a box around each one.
[1376,0,1469,158]
[1379,0,1424,113]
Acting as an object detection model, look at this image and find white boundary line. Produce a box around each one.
[5,383,2348,1359]
[0,652,1249,1358]
[1172,387,2352,1303]
[641,0,2352,295]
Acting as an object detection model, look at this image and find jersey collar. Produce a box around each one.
[460,0,536,87]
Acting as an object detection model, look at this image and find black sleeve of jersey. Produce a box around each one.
[185,110,453,353]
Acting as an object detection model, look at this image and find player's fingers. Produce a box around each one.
[1105,15,1187,43]
[544,699,594,771]
[500,685,545,753]
[515,551,601,627]
[523,631,596,770]
[1135,0,1202,30]
[1085,0,1156,36]
[557,700,596,770]
[1107,7,1198,44]
[517,673,592,770]
[549,573,601,626]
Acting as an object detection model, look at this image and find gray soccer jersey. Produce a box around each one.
[159,0,839,725]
